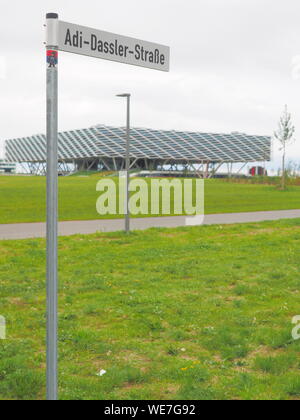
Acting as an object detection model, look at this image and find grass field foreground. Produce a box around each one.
[0,219,300,400]
[0,176,300,224]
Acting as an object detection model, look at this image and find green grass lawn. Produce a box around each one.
[0,176,300,224]
[0,219,300,400]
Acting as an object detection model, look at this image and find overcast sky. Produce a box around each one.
[1,0,300,169]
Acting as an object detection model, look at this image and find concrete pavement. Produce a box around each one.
[0,209,300,240]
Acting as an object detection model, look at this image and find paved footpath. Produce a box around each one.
[0,209,300,240]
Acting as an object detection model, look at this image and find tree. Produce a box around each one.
[274,105,295,190]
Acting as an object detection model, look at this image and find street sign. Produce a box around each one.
[45,12,170,401]
[58,21,170,72]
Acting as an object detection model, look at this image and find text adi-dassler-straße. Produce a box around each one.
[64,29,166,66]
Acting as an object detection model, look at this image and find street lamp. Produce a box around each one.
[116,93,131,233]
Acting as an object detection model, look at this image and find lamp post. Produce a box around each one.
[116,93,131,233]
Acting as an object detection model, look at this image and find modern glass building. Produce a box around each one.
[5,124,271,175]
[0,159,16,174]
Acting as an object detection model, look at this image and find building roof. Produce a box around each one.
[5,124,271,163]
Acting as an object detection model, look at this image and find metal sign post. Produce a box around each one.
[45,13,59,401]
[44,12,169,401]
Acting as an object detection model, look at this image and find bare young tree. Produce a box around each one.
[274,105,295,190]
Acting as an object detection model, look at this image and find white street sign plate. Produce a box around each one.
[58,21,170,72]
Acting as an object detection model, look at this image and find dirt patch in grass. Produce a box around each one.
[8,297,26,306]
[118,351,152,366]
[122,382,146,391]
[246,346,287,360]
[181,354,196,361]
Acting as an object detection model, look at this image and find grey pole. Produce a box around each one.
[46,13,59,401]
[117,94,131,233]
